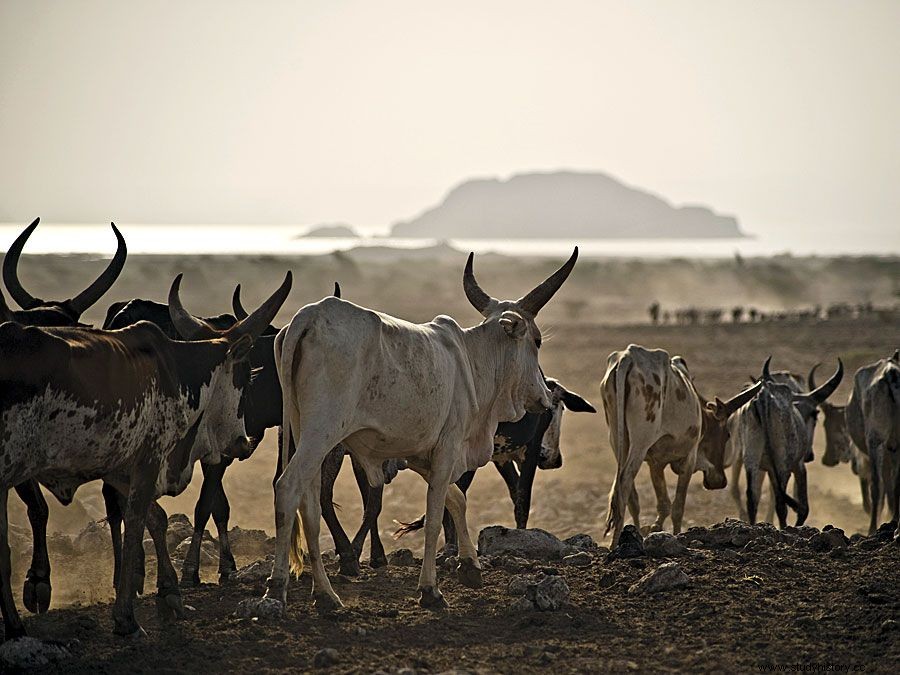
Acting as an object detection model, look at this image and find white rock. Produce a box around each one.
[628,562,691,595]
[234,596,284,619]
[478,526,566,560]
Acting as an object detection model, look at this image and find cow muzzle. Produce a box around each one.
[538,447,562,470]
[703,470,727,490]
[223,436,254,461]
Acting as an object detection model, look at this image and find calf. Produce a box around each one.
[0,273,289,640]
[846,350,900,535]
[730,357,842,527]
[601,344,762,544]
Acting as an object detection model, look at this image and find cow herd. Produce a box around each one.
[0,219,897,645]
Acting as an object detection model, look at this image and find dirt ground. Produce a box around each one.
[3,252,900,672]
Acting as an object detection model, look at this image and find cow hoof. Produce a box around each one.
[370,554,388,569]
[455,558,483,589]
[156,592,187,622]
[338,558,361,577]
[135,574,146,596]
[418,587,448,610]
[23,576,52,614]
[314,593,344,615]
[113,621,147,639]
[218,571,234,585]
[180,570,201,588]
[264,578,288,604]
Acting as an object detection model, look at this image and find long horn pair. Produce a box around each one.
[233,281,339,320]
[3,218,127,314]
[799,359,843,405]
[171,272,292,341]
[709,380,763,420]
[463,247,578,317]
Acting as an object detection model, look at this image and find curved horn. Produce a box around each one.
[231,284,249,320]
[761,355,773,382]
[463,252,496,317]
[168,274,216,340]
[805,359,843,405]
[3,217,43,309]
[807,362,821,390]
[68,223,128,315]
[517,247,579,316]
[892,349,899,363]
[230,271,292,341]
[333,281,341,298]
[718,380,763,418]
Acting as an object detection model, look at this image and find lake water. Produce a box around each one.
[0,223,896,258]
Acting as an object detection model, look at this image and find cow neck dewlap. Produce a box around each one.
[461,319,525,432]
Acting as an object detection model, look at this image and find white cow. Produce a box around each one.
[601,344,762,544]
[730,357,843,527]
[846,350,900,535]
[265,250,577,610]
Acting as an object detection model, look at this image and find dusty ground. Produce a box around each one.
[3,252,899,671]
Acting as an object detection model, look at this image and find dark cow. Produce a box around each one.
[1,218,126,617]
[0,274,289,640]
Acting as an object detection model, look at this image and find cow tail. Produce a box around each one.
[393,514,426,538]
[885,364,900,452]
[604,356,632,536]
[276,324,305,578]
[753,392,800,513]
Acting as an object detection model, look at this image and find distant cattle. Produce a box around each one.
[1,218,127,618]
[0,273,289,640]
[730,357,842,527]
[600,344,762,544]
[265,250,576,611]
[846,350,900,535]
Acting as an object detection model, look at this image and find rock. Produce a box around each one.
[507,575,532,596]
[562,551,593,568]
[387,548,416,567]
[875,521,897,542]
[678,519,788,549]
[166,514,196,551]
[0,637,71,669]
[783,525,819,540]
[563,533,598,551]
[478,526,566,560]
[47,532,75,557]
[809,528,849,552]
[313,648,341,668]
[628,562,690,595]
[881,619,900,633]
[501,556,533,573]
[234,597,284,619]
[608,525,644,559]
[235,556,275,583]
[174,537,219,565]
[73,520,112,554]
[509,596,535,612]
[643,532,687,558]
[229,526,271,556]
[526,575,570,611]
[598,571,617,589]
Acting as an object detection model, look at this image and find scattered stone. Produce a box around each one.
[510,595,535,612]
[387,548,416,567]
[234,597,284,619]
[562,551,593,568]
[809,527,849,552]
[228,526,271,556]
[564,533,598,551]
[166,514,197,551]
[0,637,71,669]
[502,556,533,573]
[174,537,219,565]
[643,532,687,558]
[874,521,897,542]
[627,558,646,570]
[47,532,75,558]
[313,648,341,668]
[73,521,112,554]
[235,556,274,583]
[478,526,566,560]
[718,549,745,564]
[507,575,532,596]
[526,575,570,611]
[628,562,690,595]
[598,571,617,589]
[607,525,644,559]
[881,619,900,633]
[679,519,790,549]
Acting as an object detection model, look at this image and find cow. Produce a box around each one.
[0,273,290,640]
[846,350,900,535]
[264,250,577,611]
[601,344,764,545]
[729,357,843,527]
[362,377,596,559]
[1,218,127,616]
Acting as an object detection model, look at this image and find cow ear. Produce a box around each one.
[227,333,254,360]
[562,389,597,413]
[499,311,527,339]
[708,398,727,420]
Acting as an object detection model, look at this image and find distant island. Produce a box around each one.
[297,223,359,238]
[390,171,744,239]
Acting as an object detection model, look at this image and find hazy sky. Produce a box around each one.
[1,1,898,241]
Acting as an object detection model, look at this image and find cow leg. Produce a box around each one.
[627,485,641,528]
[607,450,644,544]
[648,461,671,532]
[144,500,185,622]
[181,461,223,587]
[299,466,343,612]
[792,464,810,526]
[730,455,748,521]
[416,461,452,609]
[670,456,694,535]
[103,482,124,591]
[867,443,883,536]
[745,466,765,525]
[442,470,475,555]
[349,456,386,568]
[211,477,237,583]
[764,479,777,524]
[769,468,790,530]
[15,480,52,614]
[444,483,482,589]
[319,448,359,576]
[112,456,160,638]
[860,474,872,515]
[1,488,27,640]
[514,445,539,529]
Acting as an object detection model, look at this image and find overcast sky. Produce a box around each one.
[1,1,898,241]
